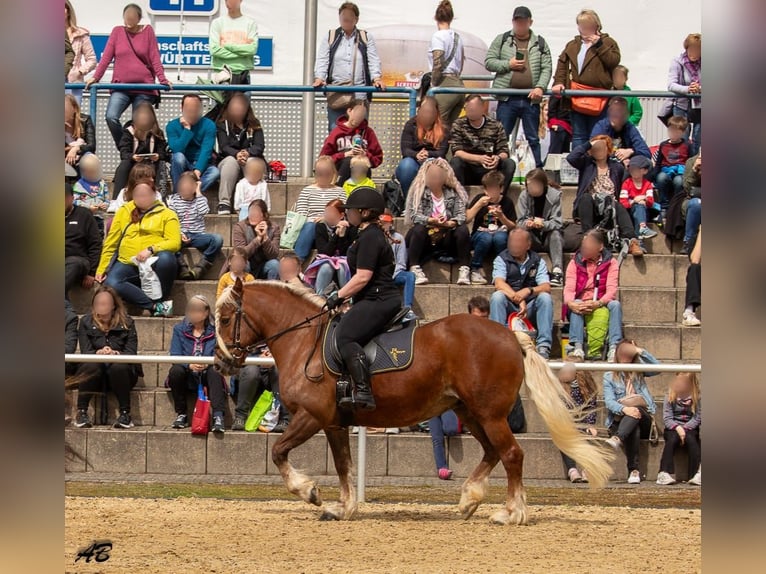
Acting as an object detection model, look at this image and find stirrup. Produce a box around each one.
[338,390,376,411]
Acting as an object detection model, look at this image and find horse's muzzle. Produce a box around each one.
[214,350,242,376]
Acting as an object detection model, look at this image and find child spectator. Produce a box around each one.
[652,116,693,211]
[342,155,375,196]
[619,155,658,253]
[72,153,110,235]
[547,96,571,154]
[516,168,564,286]
[465,171,517,285]
[234,157,271,221]
[611,65,643,126]
[167,172,224,280]
[217,247,256,299]
[657,372,702,486]
[114,102,169,196]
[467,295,490,317]
[381,212,417,321]
[557,362,598,483]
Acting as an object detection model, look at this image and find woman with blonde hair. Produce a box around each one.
[65,0,97,103]
[404,158,471,285]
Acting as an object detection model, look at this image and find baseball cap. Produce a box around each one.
[512,6,532,19]
[380,213,394,223]
[628,155,652,170]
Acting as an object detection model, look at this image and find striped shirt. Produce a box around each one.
[167,194,210,234]
[294,185,346,219]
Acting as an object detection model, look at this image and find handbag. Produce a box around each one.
[569,81,608,117]
[245,390,274,432]
[383,177,405,216]
[123,27,161,107]
[279,206,308,249]
[326,35,359,111]
[191,383,211,435]
[618,394,649,409]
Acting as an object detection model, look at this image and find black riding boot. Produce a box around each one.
[340,352,376,411]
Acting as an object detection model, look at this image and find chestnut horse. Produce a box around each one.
[214,279,613,524]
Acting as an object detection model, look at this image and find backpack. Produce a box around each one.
[383,177,405,216]
[500,31,549,57]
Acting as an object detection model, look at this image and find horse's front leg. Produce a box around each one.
[322,426,358,521]
[272,409,324,507]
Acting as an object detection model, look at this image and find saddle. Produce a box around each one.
[323,308,418,376]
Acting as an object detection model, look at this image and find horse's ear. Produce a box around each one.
[233,276,244,297]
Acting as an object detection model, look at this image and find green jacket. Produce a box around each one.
[621,85,644,125]
[484,30,552,101]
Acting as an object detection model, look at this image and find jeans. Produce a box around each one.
[470,230,508,269]
[105,251,177,310]
[254,258,280,280]
[314,261,349,294]
[571,109,607,151]
[684,198,701,244]
[655,171,684,209]
[660,428,701,478]
[394,157,422,197]
[609,408,653,473]
[170,152,221,192]
[327,107,345,133]
[450,156,515,194]
[429,409,459,470]
[567,300,623,348]
[630,203,648,235]
[167,364,227,416]
[293,221,317,261]
[496,97,543,167]
[394,271,416,307]
[184,232,224,262]
[489,291,553,351]
[105,92,155,148]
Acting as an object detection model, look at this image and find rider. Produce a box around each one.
[325,187,402,410]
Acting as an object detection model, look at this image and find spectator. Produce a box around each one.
[231,346,289,433]
[111,163,163,212]
[516,168,564,286]
[603,340,660,485]
[292,156,347,261]
[65,94,96,173]
[217,247,256,299]
[449,94,516,194]
[666,34,702,151]
[320,99,383,185]
[484,6,552,168]
[567,136,643,257]
[465,171,517,285]
[86,3,170,148]
[590,97,651,165]
[278,252,311,290]
[168,295,227,434]
[557,362,598,483]
[229,199,281,279]
[65,0,97,104]
[428,1,465,126]
[167,94,220,192]
[65,35,75,80]
[404,158,471,285]
[563,229,624,362]
[467,295,490,317]
[547,95,572,154]
[209,0,258,90]
[652,116,693,212]
[395,96,450,197]
[66,183,102,299]
[672,149,702,254]
[114,102,169,196]
[551,9,621,149]
[234,157,270,220]
[73,286,140,429]
[342,156,375,196]
[72,153,110,236]
[611,65,642,126]
[167,172,224,280]
[619,155,658,254]
[429,409,459,480]
[306,199,357,295]
[682,227,701,327]
[96,179,180,317]
[657,372,702,486]
[313,2,384,130]
[381,212,417,320]
[216,92,266,215]
[489,228,553,358]
[65,300,79,376]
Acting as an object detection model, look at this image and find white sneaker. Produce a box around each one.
[470,268,488,285]
[683,310,701,327]
[656,471,677,485]
[410,266,429,285]
[605,435,622,451]
[568,347,585,360]
[627,470,641,484]
[456,266,471,285]
[385,427,400,434]
[350,426,360,434]
[688,469,701,486]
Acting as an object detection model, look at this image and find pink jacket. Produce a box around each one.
[93,25,168,89]
[67,27,97,83]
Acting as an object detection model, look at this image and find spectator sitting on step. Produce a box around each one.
[465,170,517,286]
[113,102,169,198]
[96,178,180,317]
[279,252,311,290]
[603,340,659,485]
[590,97,651,167]
[65,94,95,175]
[168,295,228,434]
[682,226,701,327]
[395,96,450,198]
[404,157,471,286]
[619,155,659,254]
[489,228,553,359]
[429,408,459,480]
[292,156,347,261]
[111,163,163,213]
[167,171,224,281]
[66,182,102,301]
[650,116,692,212]
[449,94,515,195]
[217,246,255,299]
[167,94,220,194]
[234,156,270,221]
[228,199,281,280]
[73,286,141,430]
[467,295,490,317]
[320,99,383,185]
[306,199,357,295]
[381,212,417,320]
[216,93,266,215]
[656,372,702,486]
[342,155,375,196]
[516,168,564,287]
[611,65,642,126]
[65,299,79,376]
[72,153,110,236]
[563,229,623,362]
[231,345,290,433]
[557,362,598,483]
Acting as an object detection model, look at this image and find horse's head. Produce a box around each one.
[214,278,261,376]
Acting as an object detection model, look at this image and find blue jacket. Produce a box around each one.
[566,142,625,212]
[169,319,217,368]
[590,118,651,160]
[602,349,660,428]
[166,117,217,173]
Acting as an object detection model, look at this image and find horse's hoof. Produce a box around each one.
[319,511,340,521]
[308,485,322,506]
[459,501,480,520]
[489,509,511,526]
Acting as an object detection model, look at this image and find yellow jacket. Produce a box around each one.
[97,201,181,275]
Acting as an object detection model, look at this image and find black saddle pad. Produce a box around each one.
[323,314,418,376]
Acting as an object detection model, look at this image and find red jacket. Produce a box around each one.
[320,118,383,168]
[619,178,655,210]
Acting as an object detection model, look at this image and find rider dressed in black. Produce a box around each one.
[326,187,402,410]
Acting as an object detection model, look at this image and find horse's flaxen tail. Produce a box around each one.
[514,333,614,488]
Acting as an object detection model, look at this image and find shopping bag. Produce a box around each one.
[279,210,308,249]
[512,142,535,184]
[131,255,163,301]
[585,307,610,360]
[245,390,274,432]
[191,383,211,435]
[258,397,282,432]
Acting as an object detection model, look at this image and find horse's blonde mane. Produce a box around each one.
[215,279,325,315]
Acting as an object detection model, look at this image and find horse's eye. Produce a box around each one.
[220,317,231,326]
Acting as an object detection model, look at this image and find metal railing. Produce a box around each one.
[428,86,702,100]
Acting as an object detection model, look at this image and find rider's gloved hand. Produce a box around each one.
[325,291,344,311]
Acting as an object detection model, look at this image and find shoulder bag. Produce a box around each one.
[569,81,608,117]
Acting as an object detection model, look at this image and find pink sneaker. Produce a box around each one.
[438,468,454,480]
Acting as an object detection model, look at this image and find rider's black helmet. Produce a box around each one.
[344,186,385,214]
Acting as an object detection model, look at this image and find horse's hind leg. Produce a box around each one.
[272,409,324,507]
[322,427,358,521]
[453,406,499,520]
[480,417,528,525]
